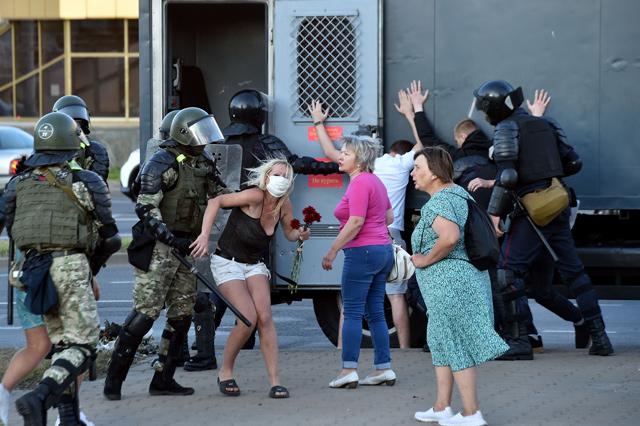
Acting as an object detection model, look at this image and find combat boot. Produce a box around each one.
[104,310,154,401]
[15,382,54,426]
[184,306,217,371]
[149,316,194,396]
[56,391,81,426]
[497,320,533,361]
[586,316,614,356]
[574,320,590,349]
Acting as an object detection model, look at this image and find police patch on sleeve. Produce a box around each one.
[37,123,54,140]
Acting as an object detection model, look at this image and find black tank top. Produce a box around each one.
[217,204,279,264]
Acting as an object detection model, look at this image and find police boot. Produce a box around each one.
[496,305,533,360]
[56,384,81,426]
[184,304,217,371]
[149,316,195,396]
[586,316,614,356]
[177,333,190,367]
[104,311,154,401]
[14,382,54,426]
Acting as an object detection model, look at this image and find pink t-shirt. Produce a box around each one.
[334,172,392,248]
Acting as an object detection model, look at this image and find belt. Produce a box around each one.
[50,249,85,258]
[214,249,263,265]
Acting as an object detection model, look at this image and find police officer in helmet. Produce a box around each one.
[53,95,110,183]
[104,107,227,400]
[4,112,120,425]
[474,80,613,359]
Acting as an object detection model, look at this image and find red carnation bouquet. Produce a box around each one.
[289,206,322,293]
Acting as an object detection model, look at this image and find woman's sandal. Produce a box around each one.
[217,377,241,396]
[269,385,290,399]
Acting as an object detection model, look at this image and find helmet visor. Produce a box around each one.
[186,115,224,146]
[57,104,90,123]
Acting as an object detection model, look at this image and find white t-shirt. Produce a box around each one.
[373,151,415,231]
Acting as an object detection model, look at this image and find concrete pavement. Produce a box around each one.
[6,345,639,426]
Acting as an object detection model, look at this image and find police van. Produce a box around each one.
[138,0,640,347]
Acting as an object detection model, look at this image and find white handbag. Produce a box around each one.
[387,243,416,283]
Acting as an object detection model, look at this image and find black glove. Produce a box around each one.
[172,237,193,257]
[146,217,175,246]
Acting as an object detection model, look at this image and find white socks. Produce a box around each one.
[0,383,11,425]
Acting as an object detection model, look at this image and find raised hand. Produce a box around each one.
[408,80,429,112]
[394,89,414,118]
[308,100,329,124]
[526,89,551,117]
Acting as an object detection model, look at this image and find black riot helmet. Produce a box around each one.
[170,107,224,147]
[159,110,180,140]
[473,80,524,125]
[228,89,269,129]
[52,95,91,134]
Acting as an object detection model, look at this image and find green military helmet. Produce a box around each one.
[169,107,224,146]
[34,112,86,151]
[159,109,180,140]
[52,95,91,134]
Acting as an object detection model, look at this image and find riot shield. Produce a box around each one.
[205,143,242,249]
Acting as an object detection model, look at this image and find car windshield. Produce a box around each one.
[0,128,33,149]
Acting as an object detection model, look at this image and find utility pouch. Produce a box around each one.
[520,178,569,227]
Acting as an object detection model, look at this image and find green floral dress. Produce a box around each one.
[411,185,508,371]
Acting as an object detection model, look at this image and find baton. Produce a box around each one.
[7,238,14,325]
[513,198,559,262]
[170,249,252,327]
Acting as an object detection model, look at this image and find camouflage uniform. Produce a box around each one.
[104,107,226,401]
[4,112,120,426]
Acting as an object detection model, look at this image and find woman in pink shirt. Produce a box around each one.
[321,136,396,389]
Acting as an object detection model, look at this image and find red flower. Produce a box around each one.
[290,218,301,229]
[302,206,316,215]
[302,206,321,226]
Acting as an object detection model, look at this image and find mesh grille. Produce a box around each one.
[293,14,360,119]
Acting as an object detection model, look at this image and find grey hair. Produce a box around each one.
[340,135,383,173]
[245,157,295,213]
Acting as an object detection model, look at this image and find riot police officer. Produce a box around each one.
[3,112,120,425]
[103,107,227,400]
[225,89,339,183]
[474,80,613,359]
[53,95,110,182]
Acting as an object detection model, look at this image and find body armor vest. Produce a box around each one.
[159,148,209,235]
[512,115,564,185]
[12,169,91,251]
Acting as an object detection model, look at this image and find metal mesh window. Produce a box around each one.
[294,15,359,119]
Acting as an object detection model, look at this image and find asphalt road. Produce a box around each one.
[1,183,639,352]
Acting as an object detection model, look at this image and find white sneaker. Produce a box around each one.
[329,371,359,389]
[359,369,397,386]
[0,384,10,426]
[414,406,454,423]
[55,410,95,426]
[438,411,487,426]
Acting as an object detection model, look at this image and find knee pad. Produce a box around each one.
[123,310,155,339]
[193,292,212,314]
[565,270,592,296]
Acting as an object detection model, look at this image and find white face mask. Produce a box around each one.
[266,175,290,197]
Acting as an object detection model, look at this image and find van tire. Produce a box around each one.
[312,292,426,349]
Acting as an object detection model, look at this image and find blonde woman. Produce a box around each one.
[190,158,310,399]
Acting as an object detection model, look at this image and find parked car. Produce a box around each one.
[120,148,140,201]
[0,126,34,189]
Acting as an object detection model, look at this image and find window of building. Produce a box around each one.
[0,88,12,117]
[14,21,39,78]
[0,29,12,86]
[71,20,124,53]
[15,74,39,118]
[1,18,139,119]
[73,58,125,117]
[41,21,64,64]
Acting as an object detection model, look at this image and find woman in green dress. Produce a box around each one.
[410,147,508,426]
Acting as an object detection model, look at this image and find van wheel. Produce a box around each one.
[312,292,426,349]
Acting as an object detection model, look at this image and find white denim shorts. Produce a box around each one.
[210,254,271,286]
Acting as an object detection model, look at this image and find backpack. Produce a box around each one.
[450,192,500,271]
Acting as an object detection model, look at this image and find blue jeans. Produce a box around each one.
[341,244,394,369]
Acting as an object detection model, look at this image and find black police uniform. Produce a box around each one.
[483,92,613,358]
